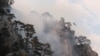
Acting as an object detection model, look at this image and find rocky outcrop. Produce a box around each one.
[54,18,98,56]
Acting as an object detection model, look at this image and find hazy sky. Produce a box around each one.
[12,0,100,55]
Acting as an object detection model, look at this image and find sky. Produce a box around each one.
[12,0,100,55]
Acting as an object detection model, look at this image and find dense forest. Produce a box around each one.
[0,0,53,56]
[0,0,98,56]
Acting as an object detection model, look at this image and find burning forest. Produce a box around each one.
[0,0,98,56]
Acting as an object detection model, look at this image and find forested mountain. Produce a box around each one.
[0,0,98,56]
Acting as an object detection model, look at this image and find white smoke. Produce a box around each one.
[30,12,63,56]
[11,5,78,55]
[12,0,97,56]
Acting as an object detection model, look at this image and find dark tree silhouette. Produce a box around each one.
[8,14,15,21]
[22,24,35,38]
[0,0,14,7]
[75,36,91,45]
[0,28,11,56]
[0,0,53,56]
[31,37,53,56]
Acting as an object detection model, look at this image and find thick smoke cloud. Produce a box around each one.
[11,0,99,55]
[30,12,63,56]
